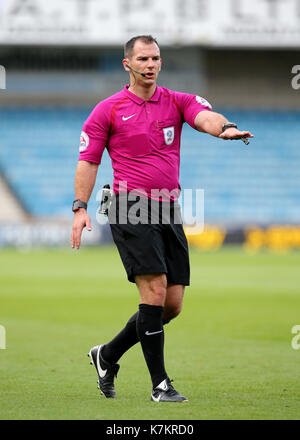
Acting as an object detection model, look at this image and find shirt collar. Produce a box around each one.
[123,85,161,104]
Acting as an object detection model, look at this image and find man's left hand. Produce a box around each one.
[219,128,254,141]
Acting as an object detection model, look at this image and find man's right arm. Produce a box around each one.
[71,160,99,249]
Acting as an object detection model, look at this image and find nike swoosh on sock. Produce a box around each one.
[145,330,163,336]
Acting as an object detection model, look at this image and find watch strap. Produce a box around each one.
[222,122,237,132]
[72,199,87,212]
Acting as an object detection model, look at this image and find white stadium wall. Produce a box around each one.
[0,0,300,48]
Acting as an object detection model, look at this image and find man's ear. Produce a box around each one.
[123,59,130,72]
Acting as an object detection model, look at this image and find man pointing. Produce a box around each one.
[71,35,253,402]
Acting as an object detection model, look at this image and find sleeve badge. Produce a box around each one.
[79,131,89,152]
[195,96,212,109]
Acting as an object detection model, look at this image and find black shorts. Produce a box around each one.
[108,194,190,286]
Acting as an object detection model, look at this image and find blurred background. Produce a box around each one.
[0,0,300,249]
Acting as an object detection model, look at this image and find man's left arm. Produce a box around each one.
[194,110,254,142]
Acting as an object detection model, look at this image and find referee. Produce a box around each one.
[71,35,253,402]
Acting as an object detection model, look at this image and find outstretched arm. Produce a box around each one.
[194,110,254,142]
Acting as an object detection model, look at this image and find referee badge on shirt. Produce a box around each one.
[196,95,212,109]
[79,131,89,152]
[163,126,175,145]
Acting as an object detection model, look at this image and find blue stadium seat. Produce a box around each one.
[0,107,299,225]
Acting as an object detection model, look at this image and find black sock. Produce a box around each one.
[101,311,170,365]
[136,303,168,389]
[101,312,140,365]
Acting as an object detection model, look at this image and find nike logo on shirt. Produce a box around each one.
[145,330,163,336]
[122,114,136,121]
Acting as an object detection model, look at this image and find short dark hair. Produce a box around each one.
[124,35,159,59]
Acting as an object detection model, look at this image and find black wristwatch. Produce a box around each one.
[72,199,87,212]
[222,122,237,132]
[222,122,250,145]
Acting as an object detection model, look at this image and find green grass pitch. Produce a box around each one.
[0,246,299,420]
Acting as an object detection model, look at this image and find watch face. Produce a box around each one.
[72,200,79,211]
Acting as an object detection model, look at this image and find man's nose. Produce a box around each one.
[147,58,155,69]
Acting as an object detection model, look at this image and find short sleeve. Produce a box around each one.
[78,101,111,164]
[173,92,213,129]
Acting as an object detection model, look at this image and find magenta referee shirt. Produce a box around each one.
[78,85,212,200]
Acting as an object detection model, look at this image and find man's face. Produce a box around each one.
[125,41,162,84]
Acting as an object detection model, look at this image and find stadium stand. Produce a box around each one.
[0,107,299,226]
[0,107,111,219]
[0,172,27,222]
